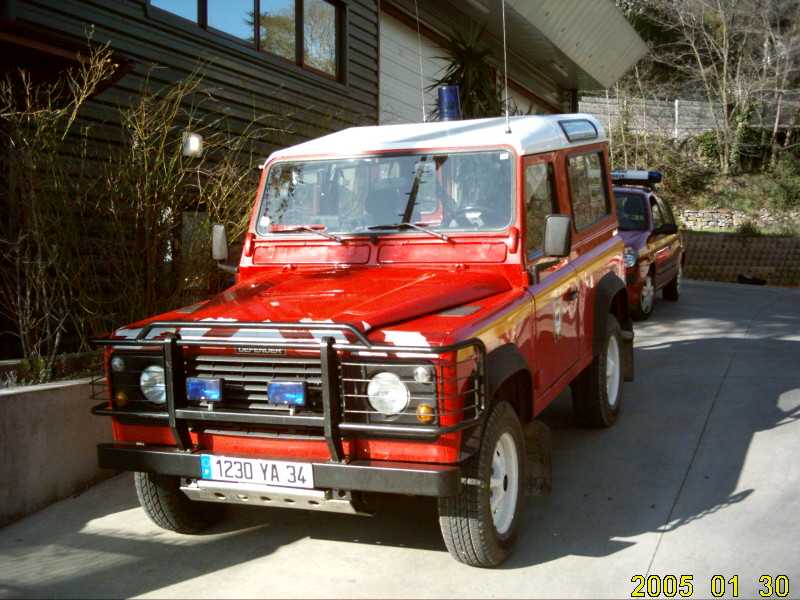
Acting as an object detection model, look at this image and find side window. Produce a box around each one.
[566,151,610,230]
[650,199,665,229]
[525,161,558,256]
[656,196,676,225]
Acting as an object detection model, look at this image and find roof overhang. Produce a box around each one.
[498,0,650,89]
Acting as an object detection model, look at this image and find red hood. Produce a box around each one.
[121,266,511,336]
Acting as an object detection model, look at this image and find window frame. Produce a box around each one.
[147,0,344,82]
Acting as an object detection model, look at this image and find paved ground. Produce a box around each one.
[1,280,798,599]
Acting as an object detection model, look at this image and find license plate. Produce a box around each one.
[200,455,314,489]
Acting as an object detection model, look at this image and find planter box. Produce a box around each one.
[0,379,116,527]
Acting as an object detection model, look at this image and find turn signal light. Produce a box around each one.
[114,391,128,406]
[416,404,435,423]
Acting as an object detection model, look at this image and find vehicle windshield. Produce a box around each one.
[256,150,515,236]
[614,191,649,231]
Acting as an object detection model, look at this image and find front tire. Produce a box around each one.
[572,314,623,427]
[134,472,227,533]
[631,272,655,320]
[438,401,524,567]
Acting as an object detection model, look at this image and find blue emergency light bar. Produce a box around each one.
[610,169,663,187]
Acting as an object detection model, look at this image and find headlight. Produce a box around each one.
[367,372,409,416]
[140,365,166,404]
[624,246,639,269]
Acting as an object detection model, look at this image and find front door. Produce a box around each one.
[523,154,581,408]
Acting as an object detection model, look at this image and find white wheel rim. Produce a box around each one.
[489,431,519,535]
[606,334,621,408]
[640,275,655,313]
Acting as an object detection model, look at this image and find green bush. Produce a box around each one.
[609,134,715,203]
[763,155,800,212]
[693,131,720,163]
[736,219,762,237]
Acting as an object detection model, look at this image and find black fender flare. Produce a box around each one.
[593,271,634,382]
[459,343,533,460]
[486,343,532,403]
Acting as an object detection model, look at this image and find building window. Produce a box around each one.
[260,0,296,61]
[150,0,340,79]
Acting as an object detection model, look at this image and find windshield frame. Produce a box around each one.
[254,147,518,239]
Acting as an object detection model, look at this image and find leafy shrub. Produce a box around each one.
[763,155,800,212]
[693,131,720,163]
[736,219,762,236]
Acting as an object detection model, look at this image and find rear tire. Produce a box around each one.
[663,261,682,301]
[572,315,623,427]
[438,401,524,567]
[134,472,227,533]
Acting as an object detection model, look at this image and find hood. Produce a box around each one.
[119,266,511,338]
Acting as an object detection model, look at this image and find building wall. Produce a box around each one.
[379,11,448,124]
[12,0,380,150]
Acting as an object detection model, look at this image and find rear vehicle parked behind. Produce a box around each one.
[613,170,684,320]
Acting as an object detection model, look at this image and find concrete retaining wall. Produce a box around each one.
[684,232,800,286]
[0,379,116,527]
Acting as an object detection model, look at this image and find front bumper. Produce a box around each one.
[93,322,487,462]
[98,442,461,497]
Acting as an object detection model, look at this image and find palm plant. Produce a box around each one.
[427,25,504,120]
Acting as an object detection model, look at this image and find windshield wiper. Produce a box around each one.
[282,226,345,244]
[368,222,451,242]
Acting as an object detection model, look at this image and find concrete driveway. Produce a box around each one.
[1,280,798,599]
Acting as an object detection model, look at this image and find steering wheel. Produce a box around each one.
[449,206,508,229]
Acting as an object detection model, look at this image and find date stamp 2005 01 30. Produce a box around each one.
[631,574,791,598]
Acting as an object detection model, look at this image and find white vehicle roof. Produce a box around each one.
[267,114,607,162]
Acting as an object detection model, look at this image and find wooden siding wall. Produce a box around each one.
[13,0,380,154]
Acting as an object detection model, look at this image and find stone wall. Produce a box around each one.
[678,209,800,232]
[683,232,800,286]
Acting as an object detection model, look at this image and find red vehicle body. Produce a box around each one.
[612,170,684,320]
[94,114,633,567]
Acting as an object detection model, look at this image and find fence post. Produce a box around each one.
[674,98,680,139]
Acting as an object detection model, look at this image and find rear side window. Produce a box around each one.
[566,151,610,230]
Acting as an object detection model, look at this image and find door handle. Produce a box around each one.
[563,288,579,302]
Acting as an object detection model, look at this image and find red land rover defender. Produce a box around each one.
[93,114,633,567]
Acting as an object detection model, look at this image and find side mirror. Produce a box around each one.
[653,222,678,236]
[212,223,238,275]
[530,214,573,285]
[543,214,572,258]
[212,223,229,262]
